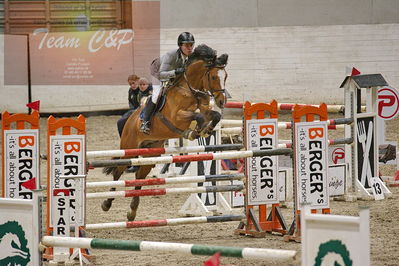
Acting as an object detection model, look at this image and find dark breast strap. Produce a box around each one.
[155,112,184,135]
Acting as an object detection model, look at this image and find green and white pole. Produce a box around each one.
[42,236,297,261]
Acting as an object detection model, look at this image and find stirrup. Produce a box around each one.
[140,121,151,134]
[126,165,140,173]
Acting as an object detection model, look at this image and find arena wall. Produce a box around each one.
[1,1,399,113]
[159,0,399,28]
[0,34,29,113]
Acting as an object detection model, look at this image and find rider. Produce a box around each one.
[140,32,195,134]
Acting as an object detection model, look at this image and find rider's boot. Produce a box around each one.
[140,100,156,134]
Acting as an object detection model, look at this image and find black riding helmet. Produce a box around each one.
[177,32,195,46]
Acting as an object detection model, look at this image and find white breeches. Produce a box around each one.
[151,85,162,104]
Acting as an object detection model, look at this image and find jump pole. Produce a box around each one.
[86,184,244,199]
[86,144,243,158]
[85,214,245,230]
[88,148,292,168]
[221,125,344,135]
[221,118,352,128]
[86,173,244,188]
[42,236,297,261]
[224,101,366,113]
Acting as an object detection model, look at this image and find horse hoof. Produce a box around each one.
[127,210,136,221]
[200,131,211,138]
[189,131,199,141]
[101,200,112,211]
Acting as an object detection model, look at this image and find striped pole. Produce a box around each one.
[221,118,352,129]
[225,101,344,112]
[222,125,344,135]
[87,144,243,158]
[221,127,243,135]
[86,173,244,189]
[88,148,292,168]
[278,103,344,113]
[86,184,244,199]
[42,236,297,261]
[277,137,353,148]
[86,215,245,230]
[328,137,353,146]
[225,101,366,113]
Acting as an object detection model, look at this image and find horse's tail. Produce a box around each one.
[102,166,116,176]
[102,157,119,176]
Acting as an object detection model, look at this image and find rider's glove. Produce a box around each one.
[175,68,185,75]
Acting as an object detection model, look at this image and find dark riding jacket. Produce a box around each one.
[151,49,187,81]
[128,87,140,109]
[130,85,153,110]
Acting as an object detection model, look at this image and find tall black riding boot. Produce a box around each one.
[140,100,156,134]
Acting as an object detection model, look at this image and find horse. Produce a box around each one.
[101,44,229,221]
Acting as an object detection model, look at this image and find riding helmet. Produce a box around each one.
[177,32,195,46]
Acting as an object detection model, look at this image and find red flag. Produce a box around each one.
[351,67,361,76]
[21,178,37,190]
[203,252,220,266]
[26,100,40,111]
[394,170,399,181]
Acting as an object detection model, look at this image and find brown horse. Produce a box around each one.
[102,44,228,221]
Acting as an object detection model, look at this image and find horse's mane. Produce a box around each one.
[186,44,217,66]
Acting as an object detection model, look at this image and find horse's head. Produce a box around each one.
[185,45,229,109]
[202,54,228,108]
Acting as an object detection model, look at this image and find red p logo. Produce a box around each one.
[332,148,345,164]
[378,87,399,120]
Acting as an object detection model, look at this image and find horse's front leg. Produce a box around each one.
[199,110,221,137]
[176,110,206,140]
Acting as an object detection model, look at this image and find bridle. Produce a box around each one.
[182,61,228,102]
[205,66,228,103]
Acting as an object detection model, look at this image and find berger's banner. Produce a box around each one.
[49,135,85,227]
[295,121,329,210]
[3,129,40,199]
[246,119,279,205]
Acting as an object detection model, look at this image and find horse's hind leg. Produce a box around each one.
[101,165,126,211]
[127,164,154,221]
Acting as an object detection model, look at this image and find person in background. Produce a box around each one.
[120,76,154,173]
[128,74,141,110]
[117,74,140,137]
[137,77,153,106]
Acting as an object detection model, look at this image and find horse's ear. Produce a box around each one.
[216,54,228,66]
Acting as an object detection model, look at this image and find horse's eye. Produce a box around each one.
[212,76,217,80]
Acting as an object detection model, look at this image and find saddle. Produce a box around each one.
[139,83,169,120]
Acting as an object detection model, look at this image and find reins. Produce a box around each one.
[182,72,209,98]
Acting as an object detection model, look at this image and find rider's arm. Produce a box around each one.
[159,50,178,80]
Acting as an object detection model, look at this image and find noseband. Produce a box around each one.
[206,67,228,93]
